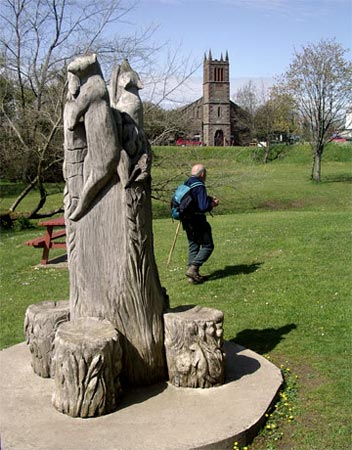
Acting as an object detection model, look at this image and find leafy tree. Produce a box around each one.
[255,88,299,163]
[233,80,258,139]
[234,81,298,162]
[280,38,352,181]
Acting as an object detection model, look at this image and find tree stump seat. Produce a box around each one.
[51,317,123,418]
[164,305,225,388]
[24,300,70,378]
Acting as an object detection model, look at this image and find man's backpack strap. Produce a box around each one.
[188,181,204,190]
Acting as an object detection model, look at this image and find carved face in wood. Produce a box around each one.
[118,59,144,90]
[67,72,80,99]
[67,54,102,81]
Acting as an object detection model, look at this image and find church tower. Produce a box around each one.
[203,50,231,146]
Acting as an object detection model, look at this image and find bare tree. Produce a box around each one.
[280,38,352,181]
[0,1,203,218]
[142,46,202,146]
[0,0,164,217]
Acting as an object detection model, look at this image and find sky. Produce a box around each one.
[115,0,352,104]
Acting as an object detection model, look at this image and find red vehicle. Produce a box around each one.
[331,137,347,143]
[176,138,203,146]
[330,133,347,143]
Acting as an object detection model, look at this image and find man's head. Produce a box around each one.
[191,164,206,181]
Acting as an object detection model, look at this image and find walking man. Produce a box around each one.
[182,164,219,283]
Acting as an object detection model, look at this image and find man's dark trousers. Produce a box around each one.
[182,215,214,267]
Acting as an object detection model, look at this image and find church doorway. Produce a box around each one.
[214,129,224,146]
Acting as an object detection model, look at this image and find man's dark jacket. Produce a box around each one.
[184,176,213,214]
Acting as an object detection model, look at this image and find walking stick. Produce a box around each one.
[166,222,181,269]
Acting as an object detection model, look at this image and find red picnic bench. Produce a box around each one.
[25,216,66,265]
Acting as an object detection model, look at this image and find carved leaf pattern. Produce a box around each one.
[24,301,70,378]
[52,321,122,418]
[164,310,225,388]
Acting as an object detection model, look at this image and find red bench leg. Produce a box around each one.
[41,226,53,265]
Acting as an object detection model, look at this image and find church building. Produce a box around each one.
[180,51,250,146]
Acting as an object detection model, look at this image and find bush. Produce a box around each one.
[0,212,13,230]
[13,216,35,231]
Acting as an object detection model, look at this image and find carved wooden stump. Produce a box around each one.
[24,300,70,378]
[51,317,123,418]
[164,305,225,388]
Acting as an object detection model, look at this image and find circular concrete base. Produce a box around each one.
[0,341,282,450]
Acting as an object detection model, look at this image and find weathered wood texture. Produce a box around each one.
[24,300,70,378]
[63,54,167,387]
[110,58,144,127]
[164,306,225,388]
[51,317,122,418]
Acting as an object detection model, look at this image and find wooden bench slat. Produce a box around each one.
[25,229,66,247]
[38,217,65,227]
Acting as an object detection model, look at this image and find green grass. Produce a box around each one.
[156,210,351,449]
[0,143,351,449]
[151,143,352,218]
[0,181,64,215]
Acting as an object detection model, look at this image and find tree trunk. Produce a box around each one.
[164,306,225,388]
[310,150,316,180]
[9,176,39,212]
[24,300,70,378]
[63,56,167,387]
[263,141,270,164]
[51,318,123,417]
[315,151,322,182]
[311,142,324,182]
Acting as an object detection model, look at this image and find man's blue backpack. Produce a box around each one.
[170,181,203,220]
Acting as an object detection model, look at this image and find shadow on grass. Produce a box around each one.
[231,323,297,355]
[321,173,352,183]
[208,262,262,281]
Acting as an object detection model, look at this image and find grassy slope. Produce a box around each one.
[151,143,351,218]
[0,143,351,449]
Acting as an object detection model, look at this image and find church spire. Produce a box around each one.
[208,49,212,61]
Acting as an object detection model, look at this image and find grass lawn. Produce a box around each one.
[0,143,351,449]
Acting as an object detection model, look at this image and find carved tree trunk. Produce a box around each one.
[24,300,70,378]
[63,56,167,387]
[164,306,225,388]
[65,170,166,386]
[51,317,122,418]
[117,156,167,386]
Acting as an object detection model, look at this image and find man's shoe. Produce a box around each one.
[190,265,209,281]
[186,265,204,283]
